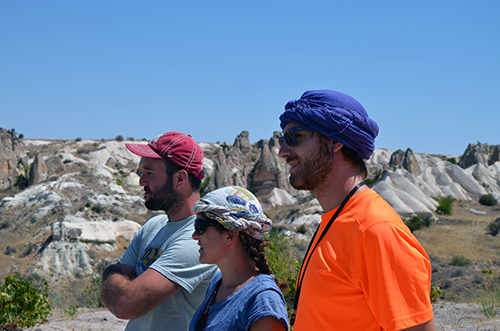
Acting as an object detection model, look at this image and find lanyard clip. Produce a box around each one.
[290,309,297,326]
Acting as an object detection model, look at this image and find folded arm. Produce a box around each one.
[100,263,181,319]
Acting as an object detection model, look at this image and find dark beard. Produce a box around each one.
[289,142,333,191]
[144,177,181,214]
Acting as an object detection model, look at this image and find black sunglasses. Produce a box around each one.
[194,218,214,235]
[278,126,313,147]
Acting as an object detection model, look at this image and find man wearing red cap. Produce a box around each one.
[101,132,217,331]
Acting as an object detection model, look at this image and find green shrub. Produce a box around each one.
[364,178,376,187]
[115,135,124,142]
[265,231,302,319]
[436,196,454,215]
[0,220,10,230]
[200,176,210,197]
[76,277,104,308]
[296,224,307,234]
[479,194,497,206]
[0,273,51,328]
[91,204,105,213]
[404,214,433,233]
[116,178,123,186]
[479,281,500,319]
[450,255,472,267]
[430,286,444,302]
[487,220,500,236]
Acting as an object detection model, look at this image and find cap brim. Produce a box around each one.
[125,143,163,158]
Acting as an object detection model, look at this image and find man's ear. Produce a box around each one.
[332,142,344,154]
[173,169,189,189]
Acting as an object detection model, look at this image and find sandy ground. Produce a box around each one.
[432,302,500,331]
[24,310,127,331]
[22,303,500,331]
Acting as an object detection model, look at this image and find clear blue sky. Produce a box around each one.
[1,1,499,156]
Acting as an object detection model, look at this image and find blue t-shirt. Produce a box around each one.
[189,271,288,331]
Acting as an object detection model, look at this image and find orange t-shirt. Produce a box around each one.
[293,189,433,331]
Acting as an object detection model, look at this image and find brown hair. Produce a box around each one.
[163,159,202,191]
[238,232,289,293]
[318,132,368,178]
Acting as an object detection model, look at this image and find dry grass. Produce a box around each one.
[414,200,500,264]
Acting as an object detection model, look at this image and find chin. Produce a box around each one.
[199,257,210,264]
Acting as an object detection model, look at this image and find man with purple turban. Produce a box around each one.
[279,90,435,331]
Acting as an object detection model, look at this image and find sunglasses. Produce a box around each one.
[194,218,214,235]
[278,126,313,147]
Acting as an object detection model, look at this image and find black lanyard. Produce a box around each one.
[290,181,365,326]
[195,278,222,331]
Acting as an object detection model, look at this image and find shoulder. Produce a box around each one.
[250,275,284,300]
[254,274,278,287]
[349,189,406,231]
[141,214,169,232]
[246,275,288,329]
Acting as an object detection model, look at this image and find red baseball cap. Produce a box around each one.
[125,132,205,180]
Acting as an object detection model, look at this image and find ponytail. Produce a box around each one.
[238,232,289,293]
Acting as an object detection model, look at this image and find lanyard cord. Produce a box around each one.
[290,181,365,326]
[195,278,222,331]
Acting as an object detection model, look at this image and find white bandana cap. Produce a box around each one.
[193,186,272,240]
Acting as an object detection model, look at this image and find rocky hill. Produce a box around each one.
[1,127,499,283]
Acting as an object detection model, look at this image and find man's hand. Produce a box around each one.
[100,263,181,320]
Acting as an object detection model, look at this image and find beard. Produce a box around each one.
[144,176,181,213]
[288,142,333,191]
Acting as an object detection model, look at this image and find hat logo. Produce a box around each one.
[152,134,164,144]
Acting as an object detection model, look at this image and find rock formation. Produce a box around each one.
[28,152,48,186]
[207,130,290,195]
[458,143,500,168]
[389,148,420,175]
[248,132,291,195]
[0,128,26,190]
[45,155,65,175]
[38,218,141,277]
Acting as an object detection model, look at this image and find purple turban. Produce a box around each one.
[279,90,379,160]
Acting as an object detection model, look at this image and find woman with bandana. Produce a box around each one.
[189,186,288,331]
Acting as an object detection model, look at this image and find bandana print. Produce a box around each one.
[193,186,272,240]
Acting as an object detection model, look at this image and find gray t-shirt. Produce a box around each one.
[119,214,217,331]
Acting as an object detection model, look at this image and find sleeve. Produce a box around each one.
[246,287,289,330]
[353,222,434,331]
[118,223,144,268]
[150,231,217,293]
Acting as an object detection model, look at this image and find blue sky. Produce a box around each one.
[1,1,499,155]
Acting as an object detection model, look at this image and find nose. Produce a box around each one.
[139,173,147,187]
[278,141,292,159]
[192,231,199,240]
